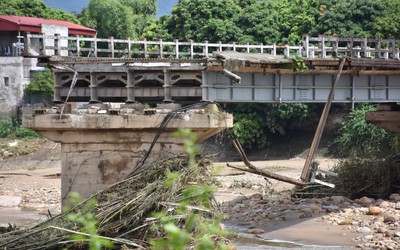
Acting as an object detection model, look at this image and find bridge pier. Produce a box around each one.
[23,103,232,202]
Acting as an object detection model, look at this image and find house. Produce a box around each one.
[0,15,95,118]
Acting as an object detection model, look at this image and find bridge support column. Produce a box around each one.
[163,69,172,102]
[89,72,99,103]
[53,73,62,103]
[23,104,232,203]
[126,70,136,103]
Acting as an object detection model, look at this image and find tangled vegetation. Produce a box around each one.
[0,156,231,249]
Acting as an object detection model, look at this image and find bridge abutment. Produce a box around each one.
[23,103,232,202]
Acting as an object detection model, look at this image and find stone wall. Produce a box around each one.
[0,57,38,118]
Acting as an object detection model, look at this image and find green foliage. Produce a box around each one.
[291,56,309,72]
[63,192,114,250]
[0,115,40,139]
[24,68,53,95]
[0,0,80,23]
[14,127,40,138]
[150,129,230,250]
[167,0,242,43]
[332,104,395,158]
[79,0,137,39]
[227,103,312,150]
[0,115,18,138]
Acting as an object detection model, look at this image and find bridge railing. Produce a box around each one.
[24,33,400,60]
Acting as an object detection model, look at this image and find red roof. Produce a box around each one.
[0,15,96,37]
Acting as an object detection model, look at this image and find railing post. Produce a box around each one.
[143,38,148,58]
[233,42,236,52]
[389,38,396,59]
[189,39,194,59]
[297,45,302,57]
[55,33,61,56]
[246,42,250,53]
[302,34,309,58]
[93,36,98,57]
[347,36,353,57]
[272,43,276,56]
[332,35,338,57]
[76,35,80,56]
[109,36,114,58]
[204,40,209,58]
[259,43,263,54]
[127,37,132,58]
[159,39,163,58]
[375,37,381,59]
[319,34,326,58]
[218,41,222,51]
[384,47,389,60]
[284,44,289,57]
[355,46,361,58]
[174,39,179,59]
[361,37,368,58]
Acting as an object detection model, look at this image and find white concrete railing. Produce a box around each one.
[24,33,400,60]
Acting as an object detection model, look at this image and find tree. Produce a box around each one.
[227,103,311,150]
[78,0,137,39]
[312,0,386,37]
[166,0,242,42]
[120,0,157,36]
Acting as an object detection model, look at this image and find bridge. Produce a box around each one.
[21,34,400,202]
[24,34,400,106]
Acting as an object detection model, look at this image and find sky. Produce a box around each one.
[42,0,177,16]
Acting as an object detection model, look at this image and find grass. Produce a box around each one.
[0,138,47,159]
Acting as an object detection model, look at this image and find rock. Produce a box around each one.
[322,205,339,212]
[380,201,391,209]
[250,193,263,200]
[364,235,374,241]
[395,232,400,237]
[369,206,382,215]
[0,196,22,207]
[330,196,346,203]
[390,193,400,202]
[395,202,400,210]
[245,228,265,234]
[357,227,372,234]
[384,215,398,223]
[357,197,373,206]
[338,219,353,225]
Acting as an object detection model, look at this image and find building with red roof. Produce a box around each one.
[0,15,96,36]
[0,15,96,117]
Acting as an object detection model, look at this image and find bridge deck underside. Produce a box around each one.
[204,72,400,103]
[56,70,400,104]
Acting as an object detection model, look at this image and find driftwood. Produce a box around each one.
[229,138,306,187]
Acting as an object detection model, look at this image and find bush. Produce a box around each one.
[331,104,395,158]
[0,115,40,139]
[14,127,41,139]
[0,115,18,138]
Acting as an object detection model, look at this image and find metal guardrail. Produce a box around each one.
[24,33,400,60]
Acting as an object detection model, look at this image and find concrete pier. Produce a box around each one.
[23,103,232,201]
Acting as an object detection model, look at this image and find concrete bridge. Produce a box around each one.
[22,34,400,201]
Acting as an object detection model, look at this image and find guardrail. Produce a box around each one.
[24,33,400,60]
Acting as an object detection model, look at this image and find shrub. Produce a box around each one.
[14,127,41,139]
[331,104,395,158]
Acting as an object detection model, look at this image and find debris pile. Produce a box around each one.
[0,156,224,249]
